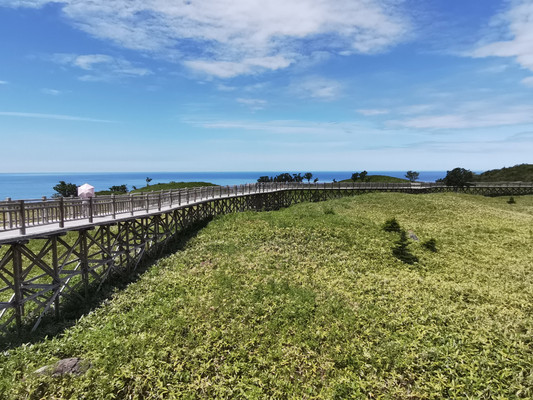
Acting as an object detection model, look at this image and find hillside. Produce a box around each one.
[1,193,532,398]
[474,163,533,182]
[340,174,408,183]
[130,181,217,193]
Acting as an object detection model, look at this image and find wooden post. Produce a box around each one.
[158,192,162,211]
[42,196,48,224]
[13,243,23,332]
[130,194,134,216]
[111,194,116,219]
[178,189,181,206]
[6,197,13,229]
[89,197,94,223]
[170,190,174,207]
[145,193,149,213]
[80,230,89,298]
[59,197,65,228]
[19,200,26,235]
[51,236,60,319]
[186,188,190,204]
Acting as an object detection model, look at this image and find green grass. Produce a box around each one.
[130,181,217,194]
[1,193,532,399]
[474,163,533,182]
[340,175,409,183]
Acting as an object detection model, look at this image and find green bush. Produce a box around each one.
[392,230,419,264]
[383,218,401,232]
[422,238,438,252]
[507,197,516,204]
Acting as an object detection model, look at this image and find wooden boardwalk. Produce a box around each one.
[1,181,532,335]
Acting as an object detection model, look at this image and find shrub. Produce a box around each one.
[422,238,438,252]
[392,230,419,264]
[53,181,78,197]
[383,218,401,233]
[507,197,516,204]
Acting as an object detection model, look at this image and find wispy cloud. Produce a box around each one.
[521,76,533,88]
[0,80,7,85]
[397,104,435,115]
[41,88,62,95]
[184,118,369,136]
[290,76,342,101]
[389,105,533,129]
[236,98,267,111]
[10,0,411,78]
[51,53,152,81]
[471,1,533,72]
[0,111,115,123]
[356,109,389,116]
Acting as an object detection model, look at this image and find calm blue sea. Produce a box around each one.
[0,171,447,200]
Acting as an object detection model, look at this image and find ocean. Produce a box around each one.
[0,171,448,200]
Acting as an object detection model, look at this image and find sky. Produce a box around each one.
[0,0,532,173]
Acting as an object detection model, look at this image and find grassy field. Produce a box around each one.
[340,175,409,183]
[0,193,532,399]
[130,182,217,193]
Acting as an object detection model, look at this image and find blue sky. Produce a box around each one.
[0,0,532,172]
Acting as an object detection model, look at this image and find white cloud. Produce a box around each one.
[236,98,267,110]
[472,1,533,72]
[290,76,342,100]
[73,54,114,70]
[356,109,389,116]
[41,88,62,95]
[9,0,411,77]
[397,104,435,115]
[522,76,533,87]
[0,80,7,85]
[184,118,368,136]
[390,106,533,129]
[0,111,115,122]
[51,53,152,81]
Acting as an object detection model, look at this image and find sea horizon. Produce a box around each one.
[0,171,450,200]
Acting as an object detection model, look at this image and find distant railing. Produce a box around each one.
[1,181,532,235]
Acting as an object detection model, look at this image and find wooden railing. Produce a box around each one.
[1,181,532,235]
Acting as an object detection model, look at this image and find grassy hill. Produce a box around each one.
[1,193,532,398]
[474,163,533,182]
[130,181,217,193]
[95,181,217,196]
[340,174,409,183]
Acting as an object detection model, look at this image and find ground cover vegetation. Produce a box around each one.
[129,181,217,193]
[340,175,409,183]
[474,164,533,182]
[1,193,532,398]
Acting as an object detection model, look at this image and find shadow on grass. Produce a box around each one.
[0,219,212,351]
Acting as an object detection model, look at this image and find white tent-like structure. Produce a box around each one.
[78,183,95,199]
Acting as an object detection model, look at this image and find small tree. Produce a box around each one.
[257,176,272,183]
[383,218,402,233]
[146,177,152,186]
[422,238,438,252]
[359,171,368,182]
[303,172,313,183]
[53,181,78,197]
[109,184,128,194]
[405,171,420,182]
[443,168,474,187]
[313,177,319,183]
[392,231,419,264]
[351,172,360,182]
